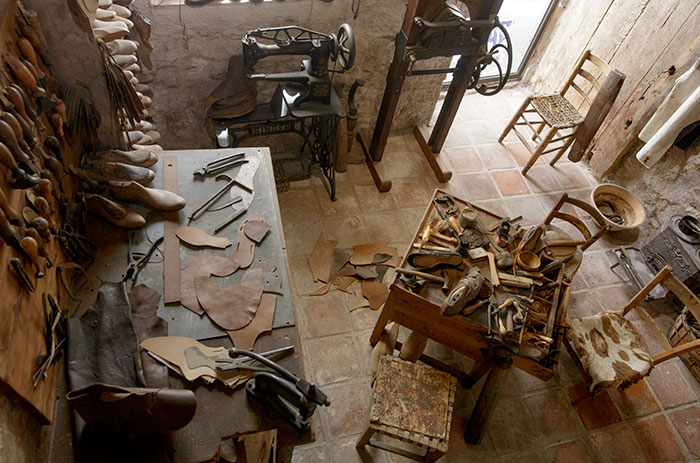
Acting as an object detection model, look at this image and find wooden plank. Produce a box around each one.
[163,155,180,303]
[590,1,700,175]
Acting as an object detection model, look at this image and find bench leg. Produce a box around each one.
[424,450,444,462]
[356,426,375,449]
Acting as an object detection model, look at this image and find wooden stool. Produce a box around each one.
[356,356,457,462]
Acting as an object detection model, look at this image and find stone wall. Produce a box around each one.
[135,0,448,149]
[521,0,700,239]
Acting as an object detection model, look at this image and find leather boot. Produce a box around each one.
[67,383,196,434]
[92,149,158,167]
[85,194,146,229]
[82,161,155,184]
[130,7,152,49]
[108,180,186,212]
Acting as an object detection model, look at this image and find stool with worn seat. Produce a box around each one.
[356,356,457,462]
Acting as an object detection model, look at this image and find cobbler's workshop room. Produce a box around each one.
[2,0,700,461]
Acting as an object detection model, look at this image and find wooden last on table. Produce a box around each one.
[369,189,577,445]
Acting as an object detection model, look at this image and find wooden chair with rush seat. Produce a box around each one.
[564,265,700,396]
[499,49,612,175]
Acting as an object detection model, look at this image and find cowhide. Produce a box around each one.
[567,310,653,394]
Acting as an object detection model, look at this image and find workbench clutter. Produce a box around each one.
[369,188,605,445]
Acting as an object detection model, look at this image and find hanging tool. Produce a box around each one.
[220,346,330,433]
[10,257,34,291]
[188,173,252,223]
[193,153,247,177]
[121,233,164,282]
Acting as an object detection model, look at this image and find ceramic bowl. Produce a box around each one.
[591,183,646,232]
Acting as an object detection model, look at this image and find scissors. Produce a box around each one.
[121,233,164,282]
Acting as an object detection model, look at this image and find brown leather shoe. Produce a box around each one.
[85,194,146,229]
[92,149,158,167]
[82,161,155,185]
[108,180,186,212]
[67,383,196,434]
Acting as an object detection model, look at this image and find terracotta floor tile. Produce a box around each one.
[579,250,620,287]
[444,146,485,173]
[522,164,565,193]
[487,397,540,455]
[630,415,686,463]
[284,222,324,257]
[506,142,541,168]
[391,178,432,209]
[322,216,369,249]
[492,170,531,196]
[524,388,585,445]
[306,335,362,386]
[551,162,593,189]
[546,439,595,463]
[315,183,361,217]
[344,163,375,185]
[300,292,351,339]
[593,284,634,312]
[398,206,426,234]
[567,382,623,431]
[352,330,374,376]
[608,379,661,419]
[557,349,584,386]
[462,119,501,144]
[348,306,380,331]
[501,196,546,225]
[472,199,510,219]
[511,366,558,395]
[278,188,322,224]
[360,211,411,244]
[319,380,372,438]
[497,446,548,463]
[290,256,322,296]
[676,358,700,399]
[291,443,330,463]
[646,362,697,409]
[568,291,603,319]
[458,172,500,201]
[476,143,518,170]
[331,433,390,463]
[589,424,647,463]
[535,192,579,218]
[445,418,499,462]
[353,184,397,212]
[669,405,700,458]
[376,151,426,179]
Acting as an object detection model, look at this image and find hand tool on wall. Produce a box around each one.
[222,347,330,433]
[33,294,65,386]
[21,235,43,278]
[4,53,45,98]
[192,152,246,177]
[0,187,19,224]
[10,257,33,291]
[0,142,38,188]
[346,79,365,151]
[3,85,38,132]
[26,227,51,268]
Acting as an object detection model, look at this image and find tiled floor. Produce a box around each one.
[276,85,700,462]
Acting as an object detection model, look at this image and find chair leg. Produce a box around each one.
[532,121,546,141]
[499,96,531,143]
[356,426,375,449]
[424,450,445,462]
[549,130,577,166]
[522,127,557,175]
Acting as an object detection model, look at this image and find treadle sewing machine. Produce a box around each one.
[213,24,355,201]
[361,0,512,192]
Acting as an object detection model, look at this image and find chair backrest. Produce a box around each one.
[559,49,611,111]
[621,265,700,365]
[543,192,610,251]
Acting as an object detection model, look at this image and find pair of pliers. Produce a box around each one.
[121,233,164,282]
[215,345,294,372]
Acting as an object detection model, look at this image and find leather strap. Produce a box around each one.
[163,155,180,303]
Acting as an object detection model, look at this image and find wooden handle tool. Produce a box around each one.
[50,113,64,138]
[0,207,21,250]
[8,107,37,148]
[20,235,43,278]
[34,195,54,227]
[0,187,19,223]
[4,54,44,98]
[26,227,51,267]
[0,119,30,163]
[29,216,49,238]
[43,136,61,161]
[21,57,43,81]
[4,85,35,130]
[0,141,21,174]
[17,38,41,72]
[395,267,445,283]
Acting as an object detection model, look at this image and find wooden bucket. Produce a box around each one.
[669,308,700,384]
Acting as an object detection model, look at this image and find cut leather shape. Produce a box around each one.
[67,383,196,435]
[237,429,277,463]
[176,226,231,249]
[348,286,370,311]
[355,265,378,280]
[350,242,399,266]
[310,281,331,296]
[226,294,276,350]
[329,248,351,280]
[233,216,264,269]
[109,180,186,212]
[372,253,392,264]
[129,284,168,388]
[141,336,251,388]
[251,257,282,294]
[407,251,463,269]
[67,282,147,392]
[195,268,264,330]
[363,280,389,311]
[308,234,337,283]
[334,276,357,293]
[243,219,270,243]
[58,263,103,318]
[337,262,356,277]
[180,254,238,314]
[206,55,257,106]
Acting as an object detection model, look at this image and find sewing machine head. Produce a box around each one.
[242,24,355,107]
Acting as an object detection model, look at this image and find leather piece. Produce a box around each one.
[141,336,251,388]
[351,242,399,266]
[334,275,357,292]
[180,254,238,315]
[308,234,337,283]
[243,219,270,243]
[330,248,351,280]
[128,284,168,388]
[176,226,231,249]
[233,216,263,269]
[195,268,264,330]
[109,180,186,212]
[362,280,389,311]
[67,282,146,392]
[355,265,378,280]
[226,294,276,350]
[251,257,282,294]
[57,263,103,318]
[206,55,256,105]
[309,281,331,296]
[67,383,196,434]
[163,155,180,304]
